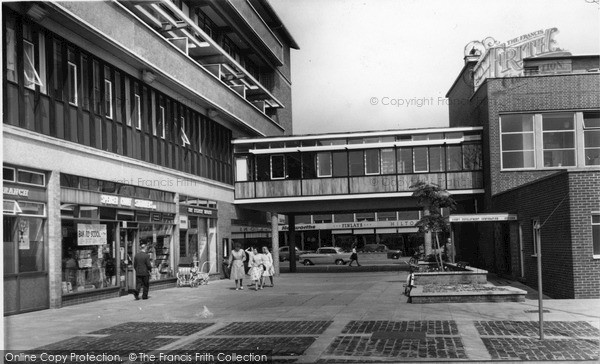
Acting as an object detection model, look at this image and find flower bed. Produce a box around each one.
[422,284,509,293]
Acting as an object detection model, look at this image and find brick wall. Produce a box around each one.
[568,171,600,298]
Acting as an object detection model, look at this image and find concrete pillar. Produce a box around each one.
[288,214,296,272]
[300,232,305,251]
[47,170,62,308]
[423,207,432,256]
[271,213,280,276]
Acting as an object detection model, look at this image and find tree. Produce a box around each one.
[411,181,456,270]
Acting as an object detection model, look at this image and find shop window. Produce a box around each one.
[500,114,535,169]
[270,155,285,179]
[317,152,332,177]
[4,167,16,182]
[16,217,45,273]
[5,18,17,83]
[446,145,462,171]
[17,169,45,186]
[365,149,381,175]
[79,206,99,219]
[332,151,348,177]
[413,147,428,173]
[593,214,600,256]
[584,112,600,166]
[542,113,575,167]
[4,200,21,215]
[60,204,76,218]
[397,148,412,173]
[19,202,45,216]
[381,148,396,174]
[463,143,483,170]
[429,146,445,172]
[348,150,364,176]
[256,155,270,181]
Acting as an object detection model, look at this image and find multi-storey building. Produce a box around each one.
[2,0,298,315]
[447,34,600,298]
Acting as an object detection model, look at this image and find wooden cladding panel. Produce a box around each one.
[349,176,398,194]
[235,182,255,199]
[255,180,301,198]
[302,178,348,195]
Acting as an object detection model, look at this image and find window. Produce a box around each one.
[17,169,45,186]
[532,218,540,256]
[500,114,535,169]
[93,60,101,113]
[158,106,166,138]
[270,155,285,179]
[413,147,428,172]
[80,55,90,110]
[23,40,42,90]
[317,152,332,177]
[397,148,412,173]
[463,144,483,170]
[104,79,113,119]
[542,113,575,167]
[429,146,445,172]
[348,151,364,176]
[584,112,600,166]
[134,94,141,130]
[38,33,47,94]
[6,18,17,82]
[67,62,77,105]
[593,214,600,256]
[365,149,380,175]
[446,145,462,171]
[4,167,16,182]
[381,148,396,174]
[332,151,348,177]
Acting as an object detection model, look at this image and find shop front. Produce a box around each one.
[59,174,177,305]
[3,165,49,315]
[178,196,218,275]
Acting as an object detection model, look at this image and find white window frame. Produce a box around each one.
[3,200,22,215]
[380,148,396,174]
[413,147,429,173]
[270,154,285,180]
[134,94,141,130]
[104,79,113,119]
[159,106,166,139]
[317,152,332,177]
[23,40,43,90]
[17,201,47,217]
[541,113,576,168]
[592,212,600,258]
[17,168,46,187]
[3,167,16,182]
[364,149,381,175]
[500,114,536,170]
[38,33,47,94]
[181,116,190,147]
[67,61,78,106]
[583,112,600,166]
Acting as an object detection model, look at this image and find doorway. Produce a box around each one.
[120,227,138,294]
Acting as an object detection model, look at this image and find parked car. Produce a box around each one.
[299,247,352,265]
[278,246,302,261]
[361,244,389,253]
[387,249,403,259]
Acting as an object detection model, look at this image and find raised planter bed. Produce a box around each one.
[412,263,487,285]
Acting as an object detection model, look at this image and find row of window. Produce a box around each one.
[3,166,46,187]
[294,211,422,224]
[237,144,482,181]
[500,111,600,169]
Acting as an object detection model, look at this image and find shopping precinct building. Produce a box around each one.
[232,30,600,299]
[2,0,298,314]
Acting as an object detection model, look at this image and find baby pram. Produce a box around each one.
[177,261,210,287]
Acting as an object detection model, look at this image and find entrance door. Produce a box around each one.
[120,228,138,293]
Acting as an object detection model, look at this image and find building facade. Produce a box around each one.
[3,0,298,315]
[447,44,600,298]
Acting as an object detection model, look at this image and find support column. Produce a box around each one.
[288,214,297,272]
[47,170,62,308]
[271,213,280,276]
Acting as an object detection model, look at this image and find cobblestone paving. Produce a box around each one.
[342,320,458,335]
[89,322,214,337]
[212,321,332,336]
[324,336,468,359]
[184,337,317,356]
[475,320,600,338]
[481,338,600,361]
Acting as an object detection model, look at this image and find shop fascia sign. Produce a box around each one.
[467,27,569,89]
[279,220,419,231]
[449,213,518,222]
[100,194,156,210]
[3,186,30,198]
[187,207,215,217]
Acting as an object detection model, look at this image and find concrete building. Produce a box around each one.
[2,0,298,314]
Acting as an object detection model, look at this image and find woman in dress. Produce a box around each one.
[349,243,361,266]
[247,247,263,290]
[261,246,274,288]
[228,243,246,290]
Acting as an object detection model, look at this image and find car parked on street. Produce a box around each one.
[278,246,303,261]
[387,249,403,259]
[360,244,389,253]
[299,247,352,265]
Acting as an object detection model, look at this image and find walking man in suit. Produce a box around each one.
[133,243,152,300]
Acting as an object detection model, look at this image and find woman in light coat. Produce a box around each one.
[261,246,275,288]
[228,243,246,290]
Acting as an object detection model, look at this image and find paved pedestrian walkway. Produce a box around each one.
[4,271,600,363]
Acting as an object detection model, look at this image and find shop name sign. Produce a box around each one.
[279,220,419,231]
[3,187,29,197]
[469,28,568,89]
[187,207,214,216]
[77,223,107,245]
[449,214,518,222]
[100,194,156,210]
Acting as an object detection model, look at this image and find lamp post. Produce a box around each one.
[534,221,544,340]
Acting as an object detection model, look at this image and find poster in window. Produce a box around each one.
[18,219,30,250]
[77,223,107,246]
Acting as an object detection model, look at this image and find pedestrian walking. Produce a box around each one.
[247,247,263,290]
[348,244,361,267]
[261,246,275,288]
[229,243,246,290]
[133,243,152,300]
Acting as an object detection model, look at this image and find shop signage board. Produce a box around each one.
[449,214,518,222]
[186,206,216,217]
[77,223,108,245]
[99,194,156,210]
[279,220,419,231]
[3,183,47,201]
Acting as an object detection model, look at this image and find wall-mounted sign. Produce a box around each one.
[466,28,570,89]
[100,194,156,210]
[134,199,157,210]
[77,223,108,245]
[4,187,30,198]
[278,220,420,232]
[187,207,215,217]
[180,215,189,229]
[449,214,518,223]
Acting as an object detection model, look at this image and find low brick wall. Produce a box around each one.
[413,264,488,285]
[410,290,526,304]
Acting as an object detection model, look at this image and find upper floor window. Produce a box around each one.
[592,213,600,256]
[500,114,535,169]
[317,152,332,177]
[542,113,575,167]
[104,66,113,119]
[381,148,396,174]
[584,112,600,166]
[365,149,381,175]
[413,147,429,173]
[6,18,17,83]
[22,24,45,92]
[67,60,78,106]
[158,105,166,139]
[270,155,285,179]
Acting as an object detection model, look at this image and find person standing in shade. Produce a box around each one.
[348,243,361,267]
[261,246,275,288]
[229,243,246,290]
[133,243,152,300]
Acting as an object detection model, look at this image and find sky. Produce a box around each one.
[269,0,600,135]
